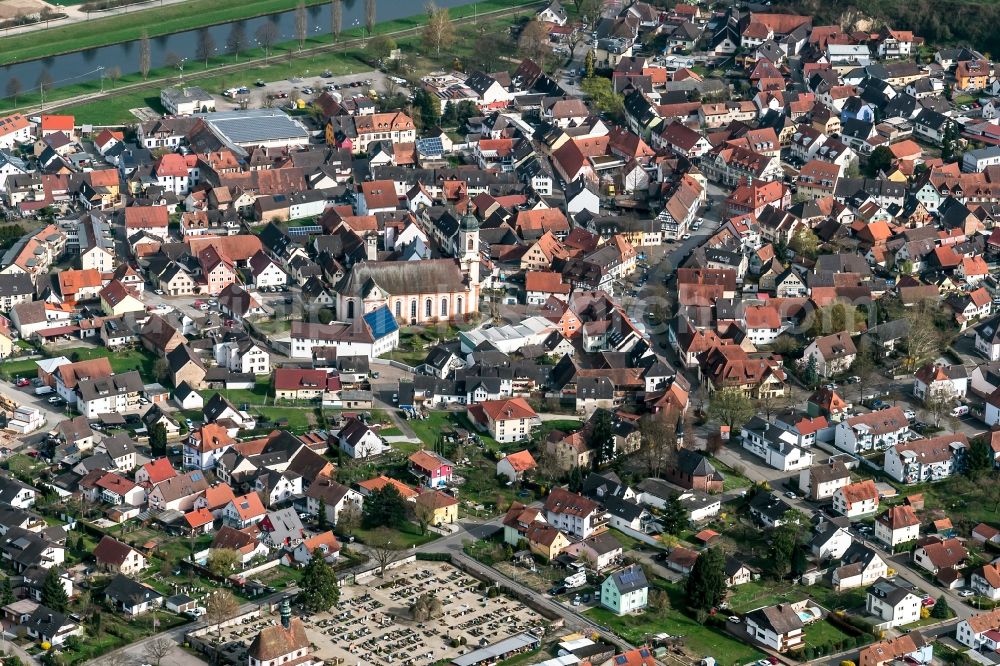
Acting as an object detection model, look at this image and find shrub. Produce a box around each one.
[804,648,815,660]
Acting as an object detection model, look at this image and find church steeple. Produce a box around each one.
[458,200,480,286]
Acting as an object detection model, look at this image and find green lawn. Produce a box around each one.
[200,376,271,407]
[586,602,764,666]
[0,0,334,65]
[802,619,853,649]
[0,357,41,381]
[610,528,647,553]
[52,346,159,377]
[254,406,315,433]
[727,580,865,614]
[351,521,438,548]
[712,459,754,491]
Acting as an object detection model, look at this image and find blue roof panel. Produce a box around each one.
[364,305,399,339]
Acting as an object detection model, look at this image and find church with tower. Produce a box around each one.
[333,204,481,325]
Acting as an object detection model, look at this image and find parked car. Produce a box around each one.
[952,405,970,417]
[14,378,29,387]
[959,589,975,598]
[904,410,916,421]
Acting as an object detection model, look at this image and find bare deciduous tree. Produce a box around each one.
[5,77,21,107]
[365,0,376,39]
[143,637,174,666]
[331,0,342,41]
[139,30,151,80]
[295,1,308,49]
[518,19,549,63]
[226,22,248,60]
[108,65,122,89]
[367,527,403,577]
[197,29,216,67]
[205,589,239,665]
[639,410,677,478]
[422,2,454,57]
[37,68,53,108]
[256,19,279,62]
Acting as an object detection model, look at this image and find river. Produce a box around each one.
[0,0,490,99]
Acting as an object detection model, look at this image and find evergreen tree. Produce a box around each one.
[589,410,615,467]
[442,101,457,127]
[318,498,328,529]
[413,88,440,129]
[660,494,689,535]
[802,354,819,387]
[41,568,68,612]
[685,547,727,611]
[932,595,951,619]
[790,544,808,576]
[298,550,340,611]
[568,466,584,492]
[0,577,12,605]
[968,436,995,479]
[362,484,407,529]
[150,422,168,457]
[584,49,595,78]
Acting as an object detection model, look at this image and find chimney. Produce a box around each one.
[280,598,291,629]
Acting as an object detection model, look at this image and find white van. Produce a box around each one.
[952,405,969,417]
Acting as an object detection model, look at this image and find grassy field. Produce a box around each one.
[5,0,536,119]
[727,580,866,614]
[56,345,160,376]
[801,619,854,649]
[0,0,332,65]
[254,405,316,432]
[351,520,438,548]
[0,345,159,380]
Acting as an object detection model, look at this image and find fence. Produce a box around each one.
[371,357,417,373]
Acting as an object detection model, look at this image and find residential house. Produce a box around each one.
[93,536,147,576]
[913,363,969,401]
[832,479,880,518]
[957,608,1000,648]
[337,417,388,459]
[744,604,804,652]
[801,331,857,378]
[544,487,607,540]
[834,407,910,453]
[600,565,648,616]
[971,562,1000,601]
[407,450,453,489]
[833,543,889,590]
[222,492,267,529]
[912,537,967,575]
[883,433,968,484]
[467,397,541,443]
[104,575,162,616]
[798,461,851,500]
[866,577,921,628]
[875,505,921,549]
[414,490,459,525]
[496,450,537,483]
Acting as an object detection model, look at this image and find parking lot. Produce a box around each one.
[212,69,391,112]
[212,561,548,666]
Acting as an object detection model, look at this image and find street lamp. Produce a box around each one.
[97,65,105,93]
